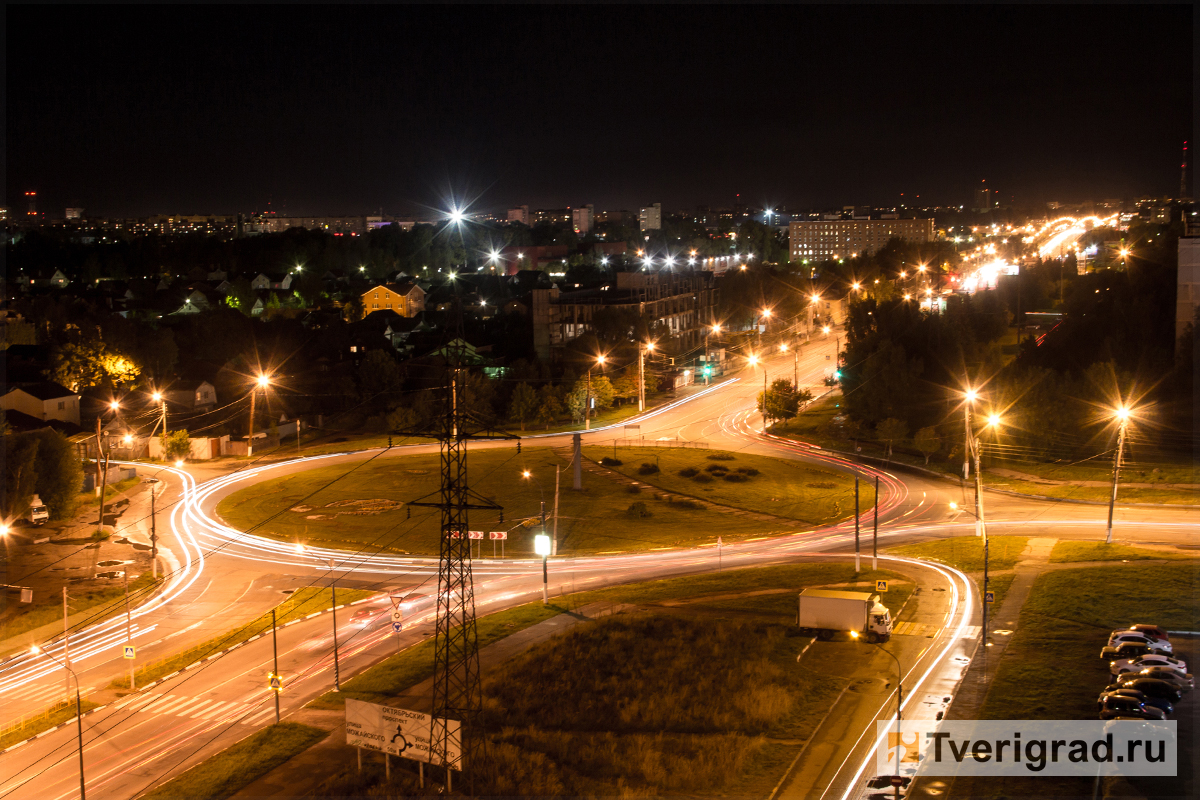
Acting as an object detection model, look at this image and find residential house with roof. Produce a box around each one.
[0,381,82,426]
[362,282,425,318]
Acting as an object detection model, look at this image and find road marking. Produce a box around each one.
[185,698,220,718]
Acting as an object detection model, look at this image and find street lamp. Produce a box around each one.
[150,391,167,439]
[705,324,721,384]
[1105,405,1133,544]
[585,355,606,430]
[748,354,768,432]
[31,644,86,800]
[639,342,656,412]
[851,633,904,797]
[247,374,271,457]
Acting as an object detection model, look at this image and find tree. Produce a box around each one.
[913,426,941,465]
[757,378,802,425]
[162,430,192,461]
[2,435,41,517]
[876,418,909,458]
[536,385,564,429]
[357,349,404,402]
[508,383,538,431]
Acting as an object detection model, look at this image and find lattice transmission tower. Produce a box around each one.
[407,333,517,793]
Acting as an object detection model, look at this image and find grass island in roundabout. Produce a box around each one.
[215,446,876,556]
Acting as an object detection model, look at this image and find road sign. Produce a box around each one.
[391,609,403,623]
[468,531,484,540]
[20,588,32,604]
[346,698,461,768]
[891,775,905,788]
[123,645,136,659]
[447,529,462,538]
[392,622,403,633]
[876,580,889,592]
[488,531,507,540]
[985,591,995,604]
[269,673,282,690]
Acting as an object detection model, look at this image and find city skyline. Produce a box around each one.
[6,5,1192,218]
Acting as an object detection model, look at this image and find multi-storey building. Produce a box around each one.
[788,218,934,261]
[531,270,716,359]
[362,282,426,318]
[572,205,594,235]
[639,202,662,231]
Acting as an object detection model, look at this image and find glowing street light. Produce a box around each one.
[1106,404,1135,543]
[248,374,272,457]
[447,208,465,224]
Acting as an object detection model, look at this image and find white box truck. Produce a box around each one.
[797,588,892,642]
[26,495,50,526]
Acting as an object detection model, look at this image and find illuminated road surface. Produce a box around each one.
[2,333,1194,798]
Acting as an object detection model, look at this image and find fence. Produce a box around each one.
[0,695,78,742]
[611,438,710,449]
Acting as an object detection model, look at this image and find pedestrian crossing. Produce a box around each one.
[4,682,94,707]
[892,621,940,637]
[113,691,275,726]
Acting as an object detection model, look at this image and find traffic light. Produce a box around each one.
[702,366,712,376]
[833,370,842,379]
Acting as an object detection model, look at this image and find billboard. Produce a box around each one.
[346,698,462,769]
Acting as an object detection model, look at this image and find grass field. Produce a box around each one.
[2,574,160,643]
[950,562,1200,799]
[306,601,565,711]
[109,586,374,690]
[140,722,327,800]
[0,698,100,750]
[583,445,873,524]
[885,536,1030,572]
[216,447,798,557]
[1048,540,1197,563]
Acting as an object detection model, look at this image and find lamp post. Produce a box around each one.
[748,354,767,432]
[706,324,721,384]
[31,645,86,800]
[585,355,605,430]
[247,374,271,457]
[639,341,655,412]
[781,343,799,391]
[525,470,551,603]
[851,633,903,797]
[1105,406,1132,544]
[963,400,1003,653]
[962,389,977,481]
[150,391,167,440]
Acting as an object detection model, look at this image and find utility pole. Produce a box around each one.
[271,609,280,724]
[150,484,158,579]
[638,345,645,413]
[854,476,861,573]
[331,572,341,692]
[872,475,880,571]
[63,587,70,697]
[1105,413,1129,544]
[95,418,109,531]
[247,384,258,457]
[552,465,560,556]
[793,345,799,390]
[124,569,135,690]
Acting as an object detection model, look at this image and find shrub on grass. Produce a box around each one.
[637,463,660,475]
[735,467,760,476]
[707,453,736,461]
[673,499,705,511]
[807,481,836,489]
[626,501,652,518]
[704,464,729,474]
[601,457,623,467]
[626,485,641,494]
[723,473,749,483]
[692,473,713,483]
[678,467,699,478]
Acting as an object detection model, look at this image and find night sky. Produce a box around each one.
[5,4,1194,218]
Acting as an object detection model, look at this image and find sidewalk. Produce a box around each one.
[228,602,634,799]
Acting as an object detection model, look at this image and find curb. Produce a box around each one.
[0,594,381,755]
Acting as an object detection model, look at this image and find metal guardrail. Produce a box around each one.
[1,695,77,739]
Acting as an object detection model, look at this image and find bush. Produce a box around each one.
[704,464,728,474]
[707,453,736,461]
[678,467,699,478]
[673,499,706,511]
[626,501,652,518]
[807,481,836,489]
[601,457,623,467]
[637,463,660,475]
[723,473,749,483]
[692,473,713,484]
[735,467,760,476]
[626,485,641,494]
[3,429,84,520]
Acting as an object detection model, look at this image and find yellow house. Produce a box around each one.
[363,282,425,317]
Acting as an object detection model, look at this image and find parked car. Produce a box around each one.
[1135,666,1194,691]
[1098,687,1173,716]
[1117,678,1183,704]
[1102,642,1170,662]
[1126,624,1170,641]
[1108,632,1173,654]
[1098,695,1166,721]
[1111,653,1188,676]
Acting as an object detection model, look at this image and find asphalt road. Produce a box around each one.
[1,331,1194,799]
